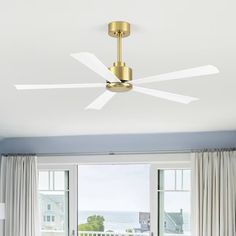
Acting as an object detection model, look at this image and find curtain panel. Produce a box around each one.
[0,157,6,234]
[0,155,40,236]
[192,150,236,236]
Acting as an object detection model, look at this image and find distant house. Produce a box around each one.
[134,210,183,234]
[134,212,150,233]
[139,212,150,232]
[40,194,65,231]
[164,209,184,234]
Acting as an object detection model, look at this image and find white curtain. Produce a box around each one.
[0,157,6,235]
[192,150,236,236]
[0,155,40,236]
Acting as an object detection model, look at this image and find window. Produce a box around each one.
[39,170,70,235]
[38,153,191,236]
[157,170,191,236]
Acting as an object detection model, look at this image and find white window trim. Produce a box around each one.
[38,164,78,236]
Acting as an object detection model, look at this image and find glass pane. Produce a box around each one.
[176,170,183,190]
[39,171,49,190]
[159,191,191,236]
[159,170,175,190]
[54,171,66,190]
[183,170,191,191]
[78,164,150,235]
[40,191,68,236]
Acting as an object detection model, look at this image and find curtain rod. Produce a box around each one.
[3,148,236,157]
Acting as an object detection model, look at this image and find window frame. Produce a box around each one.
[38,164,78,236]
[150,162,191,236]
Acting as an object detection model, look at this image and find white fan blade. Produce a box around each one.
[15,83,104,90]
[86,90,115,110]
[71,52,120,83]
[133,65,219,84]
[133,86,199,104]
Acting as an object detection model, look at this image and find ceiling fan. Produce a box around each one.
[15,21,219,110]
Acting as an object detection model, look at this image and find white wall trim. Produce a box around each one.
[37,153,191,165]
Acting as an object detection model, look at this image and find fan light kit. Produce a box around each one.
[15,21,219,110]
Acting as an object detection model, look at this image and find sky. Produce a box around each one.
[78,164,150,212]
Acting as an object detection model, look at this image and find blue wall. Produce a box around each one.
[0,131,236,155]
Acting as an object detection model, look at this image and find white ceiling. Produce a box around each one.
[0,0,236,137]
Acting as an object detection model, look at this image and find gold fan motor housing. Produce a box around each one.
[106,21,132,92]
[107,62,132,92]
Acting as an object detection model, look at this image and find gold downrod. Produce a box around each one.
[107,21,133,92]
[117,32,122,63]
